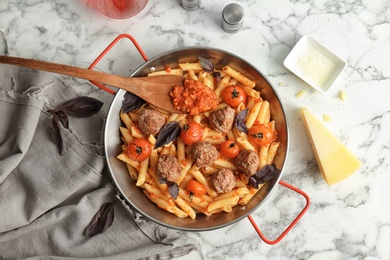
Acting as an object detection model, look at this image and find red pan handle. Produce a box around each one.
[88,34,149,95]
[247,180,310,245]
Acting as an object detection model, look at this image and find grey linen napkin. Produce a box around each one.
[0,64,201,259]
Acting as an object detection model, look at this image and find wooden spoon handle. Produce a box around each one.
[0,55,185,113]
[0,55,130,88]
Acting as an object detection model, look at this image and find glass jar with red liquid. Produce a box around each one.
[91,0,148,19]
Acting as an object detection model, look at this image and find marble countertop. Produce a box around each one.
[1,0,389,259]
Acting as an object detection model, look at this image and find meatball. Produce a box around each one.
[235,149,260,176]
[210,169,236,194]
[209,106,236,133]
[191,141,218,167]
[138,109,165,136]
[156,154,181,182]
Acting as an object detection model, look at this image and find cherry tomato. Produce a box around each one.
[221,85,247,108]
[248,124,277,147]
[186,179,207,197]
[127,138,152,162]
[220,140,240,159]
[180,122,204,145]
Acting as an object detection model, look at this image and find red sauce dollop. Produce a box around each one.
[170,79,219,115]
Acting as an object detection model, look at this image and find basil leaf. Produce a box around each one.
[235,108,248,133]
[168,182,179,200]
[158,179,179,200]
[85,201,115,237]
[122,92,146,113]
[212,71,221,82]
[249,164,276,189]
[155,121,181,149]
[55,110,69,129]
[60,97,103,117]
[50,115,63,155]
[48,96,104,155]
[199,56,214,72]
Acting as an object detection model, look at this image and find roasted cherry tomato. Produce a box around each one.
[220,140,240,159]
[127,138,152,162]
[180,122,204,145]
[186,179,207,197]
[248,124,277,147]
[221,85,247,108]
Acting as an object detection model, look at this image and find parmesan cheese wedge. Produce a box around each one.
[300,107,361,185]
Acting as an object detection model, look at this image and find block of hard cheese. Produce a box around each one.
[300,107,361,185]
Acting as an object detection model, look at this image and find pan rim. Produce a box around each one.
[104,46,290,231]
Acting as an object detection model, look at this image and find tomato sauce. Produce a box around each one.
[170,79,219,115]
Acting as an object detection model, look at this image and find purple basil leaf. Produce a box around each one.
[256,164,276,183]
[50,115,63,155]
[168,183,179,200]
[255,164,276,178]
[85,201,115,237]
[55,110,69,129]
[249,164,277,189]
[199,56,214,72]
[155,121,181,149]
[158,178,178,199]
[235,108,248,133]
[60,96,103,117]
[122,92,146,114]
[212,71,221,82]
[248,176,258,189]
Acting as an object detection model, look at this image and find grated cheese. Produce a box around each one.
[339,90,346,101]
[295,90,305,98]
[296,46,336,89]
[323,114,332,122]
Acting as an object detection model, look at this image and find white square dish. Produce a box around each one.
[283,35,347,93]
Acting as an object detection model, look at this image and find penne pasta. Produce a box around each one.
[267,142,280,164]
[126,163,138,180]
[242,86,260,98]
[136,157,149,186]
[236,137,256,151]
[214,75,232,97]
[120,112,134,130]
[245,101,262,129]
[119,126,133,144]
[212,158,237,171]
[259,145,269,169]
[147,68,183,77]
[222,66,256,88]
[207,195,239,212]
[257,101,270,125]
[117,152,140,170]
[191,170,218,198]
[178,62,203,72]
[117,58,280,220]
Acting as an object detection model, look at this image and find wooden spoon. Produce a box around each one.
[0,55,185,113]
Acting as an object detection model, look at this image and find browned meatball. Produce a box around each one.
[156,154,181,182]
[191,141,218,167]
[235,149,259,176]
[210,169,236,194]
[209,106,235,133]
[138,109,165,136]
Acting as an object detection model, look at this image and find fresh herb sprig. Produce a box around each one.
[85,201,115,237]
[48,96,103,155]
[248,164,277,189]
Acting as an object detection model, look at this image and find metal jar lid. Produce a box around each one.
[222,3,245,33]
[181,0,201,11]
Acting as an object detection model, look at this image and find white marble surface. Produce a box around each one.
[1,0,390,259]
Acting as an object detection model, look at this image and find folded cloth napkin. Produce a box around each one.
[0,64,202,259]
